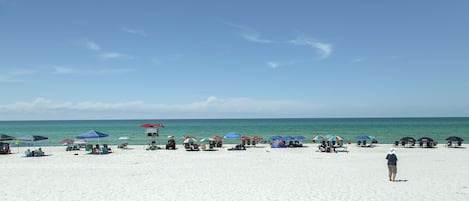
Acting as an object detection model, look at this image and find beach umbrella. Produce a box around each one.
[0,134,15,141]
[240,136,250,141]
[59,138,74,144]
[446,136,464,142]
[167,135,175,139]
[140,123,165,128]
[312,135,326,141]
[200,137,215,143]
[282,136,295,141]
[270,135,283,140]
[76,130,109,145]
[16,135,48,147]
[327,135,343,141]
[183,138,196,144]
[400,136,416,142]
[16,135,48,141]
[183,136,197,140]
[251,136,262,141]
[417,137,434,142]
[224,132,241,139]
[356,135,371,140]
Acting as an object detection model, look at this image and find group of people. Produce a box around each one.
[24,148,45,157]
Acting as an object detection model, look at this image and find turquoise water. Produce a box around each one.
[1,118,468,146]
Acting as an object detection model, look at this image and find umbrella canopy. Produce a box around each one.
[167,135,174,139]
[183,136,197,140]
[224,132,241,139]
[200,137,215,143]
[446,136,464,142]
[77,130,109,139]
[118,136,129,140]
[240,136,250,141]
[282,136,295,141]
[0,134,15,141]
[59,138,74,144]
[251,136,262,141]
[16,135,48,141]
[417,137,434,142]
[140,123,165,128]
[327,135,344,141]
[400,136,416,142]
[271,135,283,140]
[356,135,371,140]
[211,136,222,140]
[183,138,196,143]
[312,135,326,141]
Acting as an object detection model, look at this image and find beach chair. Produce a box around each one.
[166,139,176,150]
[216,140,223,148]
[457,141,462,146]
[394,141,399,146]
[447,141,452,147]
[228,144,246,151]
[357,141,361,146]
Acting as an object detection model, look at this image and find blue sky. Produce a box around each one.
[1,0,468,120]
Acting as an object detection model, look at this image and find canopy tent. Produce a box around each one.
[312,135,326,142]
[76,130,109,145]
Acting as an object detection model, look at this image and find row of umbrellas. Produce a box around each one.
[400,136,464,142]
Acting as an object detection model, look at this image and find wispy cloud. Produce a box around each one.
[241,33,273,44]
[83,40,129,60]
[99,52,128,60]
[0,69,35,82]
[50,66,131,75]
[122,26,147,37]
[85,41,101,51]
[0,96,319,120]
[267,62,280,69]
[227,23,273,44]
[52,66,75,74]
[352,57,365,63]
[290,36,333,59]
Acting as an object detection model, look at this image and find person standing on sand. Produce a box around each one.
[386,148,398,181]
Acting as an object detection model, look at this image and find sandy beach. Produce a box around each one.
[2,144,469,201]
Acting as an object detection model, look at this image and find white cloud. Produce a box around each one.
[0,96,319,120]
[290,37,333,59]
[122,27,147,37]
[267,62,280,69]
[52,66,75,74]
[85,41,101,51]
[99,52,129,60]
[241,33,272,44]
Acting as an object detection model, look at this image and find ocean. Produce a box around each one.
[1,118,468,146]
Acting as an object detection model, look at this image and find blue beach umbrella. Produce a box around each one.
[356,135,371,140]
[282,136,295,141]
[224,132,241,139]
[271,136,283,140]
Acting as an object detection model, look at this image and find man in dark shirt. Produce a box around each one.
[386,148,398,181]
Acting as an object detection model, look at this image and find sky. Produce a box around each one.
[1,0,469,120]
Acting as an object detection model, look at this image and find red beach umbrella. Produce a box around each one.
[240,136,250,141]
[211,135,222,140]
[59,138,74,144]
[251,136,262,141]
[140,123,165,128]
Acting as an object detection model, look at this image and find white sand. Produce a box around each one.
[2,144,469,201]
